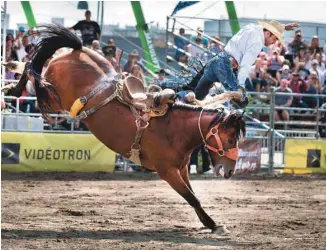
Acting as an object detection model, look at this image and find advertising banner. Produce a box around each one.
[235,138,262,173]
[284,139,326,174]
[1,132,116,172]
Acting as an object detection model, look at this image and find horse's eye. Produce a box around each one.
[228,139,234,144]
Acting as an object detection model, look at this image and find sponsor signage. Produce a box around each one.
[1,132,116,172]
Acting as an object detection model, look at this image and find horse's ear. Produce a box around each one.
[236,111,245,120]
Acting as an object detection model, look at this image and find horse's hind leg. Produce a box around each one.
[82,47,117,77]
[157,166,229,234]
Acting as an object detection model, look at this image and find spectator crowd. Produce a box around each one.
[2,15,326,130]
[173,26,326,124]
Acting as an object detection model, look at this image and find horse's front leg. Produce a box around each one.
[179,165,230,235]
[156,166,229,234]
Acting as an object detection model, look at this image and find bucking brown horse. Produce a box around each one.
[4,24,245,235]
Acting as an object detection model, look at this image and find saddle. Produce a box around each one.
[115,75,176,165]
[117,75,176,115]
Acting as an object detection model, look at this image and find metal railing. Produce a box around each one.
[3,81,326,172]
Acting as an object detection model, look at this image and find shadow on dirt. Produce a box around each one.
[1,228,262,248]
[2,171,326,182]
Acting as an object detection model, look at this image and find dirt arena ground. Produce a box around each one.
[2,172,326,250]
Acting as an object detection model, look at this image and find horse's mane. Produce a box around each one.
[172,102,246,139]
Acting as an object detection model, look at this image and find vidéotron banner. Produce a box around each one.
[284,139,326,174]
[1,132,116,172]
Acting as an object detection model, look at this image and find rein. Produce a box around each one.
[198,108,239,161]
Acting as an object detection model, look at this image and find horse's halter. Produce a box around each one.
[198,109,239,161]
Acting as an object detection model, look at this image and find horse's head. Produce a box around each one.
[203,111,246,179]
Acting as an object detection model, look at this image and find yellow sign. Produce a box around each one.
[1,132,116,172]
[284,139,326,174]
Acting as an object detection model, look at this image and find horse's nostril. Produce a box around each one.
[229,170,234,176]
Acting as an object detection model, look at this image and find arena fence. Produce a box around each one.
[2,79,326,173]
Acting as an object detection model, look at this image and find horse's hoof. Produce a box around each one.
[212,225,231,235]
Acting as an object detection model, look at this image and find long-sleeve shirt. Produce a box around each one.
[225,23,265,88]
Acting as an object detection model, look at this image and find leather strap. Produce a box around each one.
[73,92,117,121]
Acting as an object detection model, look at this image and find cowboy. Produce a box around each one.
[122,49,146,73]
[192,20,299,108]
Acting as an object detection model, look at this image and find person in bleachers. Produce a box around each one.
[293,46,306,73]
[191,27,209,48]
[289,72,308,109]
[208,36,222,54]
[91,40,104,56]
[69,10,101,47]
[250,58,268,92]
[314,53,325,72]
[174,28,188,62]
[276,64,291,83]
[123,49,145,73]
[23,44,36,62]
[303,49,313,71]
[274,79,293,123]
[288,29,309,62]
[302,74,318,109]
[310,59,324,85]
[186,36,204,58]
[267,47,284,79]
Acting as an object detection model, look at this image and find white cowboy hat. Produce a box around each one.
[2,61,26,74]
[258,20,285,45]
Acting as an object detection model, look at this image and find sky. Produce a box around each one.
[3,1,326,30]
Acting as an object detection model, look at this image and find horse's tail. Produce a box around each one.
[28,24,82,122]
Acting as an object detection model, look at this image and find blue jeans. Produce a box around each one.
[194,51,242,100]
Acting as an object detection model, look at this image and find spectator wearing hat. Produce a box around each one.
[192,20,299,106]
[277,64,291,83]
[123,49,145,74]
[69,10,101,47]
[288,29,309,61]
